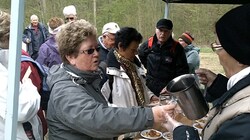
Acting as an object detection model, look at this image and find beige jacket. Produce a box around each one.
[203,85,250,139]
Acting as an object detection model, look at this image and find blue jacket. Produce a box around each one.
[23,23,49,59]
[184,44,200,74]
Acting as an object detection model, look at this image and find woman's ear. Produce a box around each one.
[118,42,125,51]
[66,55,76,66]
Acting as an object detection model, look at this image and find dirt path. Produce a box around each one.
[200,52,224,74]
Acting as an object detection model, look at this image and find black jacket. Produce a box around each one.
[138,35,189,95]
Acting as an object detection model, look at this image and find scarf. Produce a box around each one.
[113,50,145,106]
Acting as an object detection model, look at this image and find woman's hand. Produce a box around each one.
[195,68,217,87]
[152,104,176,123]
[161,114,183,132]
[150,95,159,102]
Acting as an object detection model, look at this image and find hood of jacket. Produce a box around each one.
[47,64,102,90]
[184,44,200,53]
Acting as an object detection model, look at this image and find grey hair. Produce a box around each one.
[30,14,38,21]
[0,10,10,49]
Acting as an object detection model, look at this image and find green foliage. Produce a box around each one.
[0,0,239,47]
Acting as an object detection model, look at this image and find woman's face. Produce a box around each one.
[178,38,187,48]
[213,37,240,78]
[118,41,139,61]
[66,36,100,72]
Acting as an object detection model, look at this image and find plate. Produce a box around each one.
[162,132,173,140]
[140,129,162,139]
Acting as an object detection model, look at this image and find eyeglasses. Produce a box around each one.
[65,17,75,21]
[211,42,223,52]
[79,47,100,55]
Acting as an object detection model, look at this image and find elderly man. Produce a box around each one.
[23,14,49,60]
[97,22,120,86]
[138,18,189,96]
[63,5,77,23]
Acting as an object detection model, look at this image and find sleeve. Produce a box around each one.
[205,74,228,102]
[100,79,111,102]
[175,44,189,77]
[186,50,199,73]
[210,113,250,139]
[52,84,154,138]
[36,43,49,67]
[43,25,49,39]
[18,78,41,122]
[0,66,40,122]
[173,125,200,140]
[138,41,149,68]
[22,28,30,43]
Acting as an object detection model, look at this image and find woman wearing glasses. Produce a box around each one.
[46,19,176,140]
[162,4,250,140]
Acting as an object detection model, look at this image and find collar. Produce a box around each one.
[227,66,250,90]
[107,49,141,69]
[213,73,250,108]
[98,36,108,50]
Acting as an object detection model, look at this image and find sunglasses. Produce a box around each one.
[79,47,100,55]
[210,42,223,52]
[65,17,75,21]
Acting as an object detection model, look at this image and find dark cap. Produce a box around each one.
[216,4,250,65]
[156,18,173,30]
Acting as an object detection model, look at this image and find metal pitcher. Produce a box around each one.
[166,74,209,120]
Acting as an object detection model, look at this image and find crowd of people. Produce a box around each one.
[1,3,250,140]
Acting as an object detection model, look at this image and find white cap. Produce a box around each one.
[63,5,77,16]
[102,22,120,34]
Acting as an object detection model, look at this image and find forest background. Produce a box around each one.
[1,0,240,74]
[0,0,239,45]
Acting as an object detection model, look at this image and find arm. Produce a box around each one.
[173,125,200,140]
[22,28,31,44]
[162,114,200,140]
[206,74,228,102]
[138,41,149,68]
[52,81,175,138]
[210,113,250,139]
[52,85,154,137]
[195,68,228,102]
[36,43,49,67]
[18,78,41,122]
[0,65,40,122]
[186,50,200,73]
[175,44,189,76]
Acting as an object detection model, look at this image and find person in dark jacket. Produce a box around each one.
[47,19,176,140]
[23,14,49,60]
[98,22,120,87]
[138,18,189,96]
[162,4,250,140]
[36,17,63,68]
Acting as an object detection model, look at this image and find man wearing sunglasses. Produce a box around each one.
[98,22,120,86]
[63,5,77,23]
